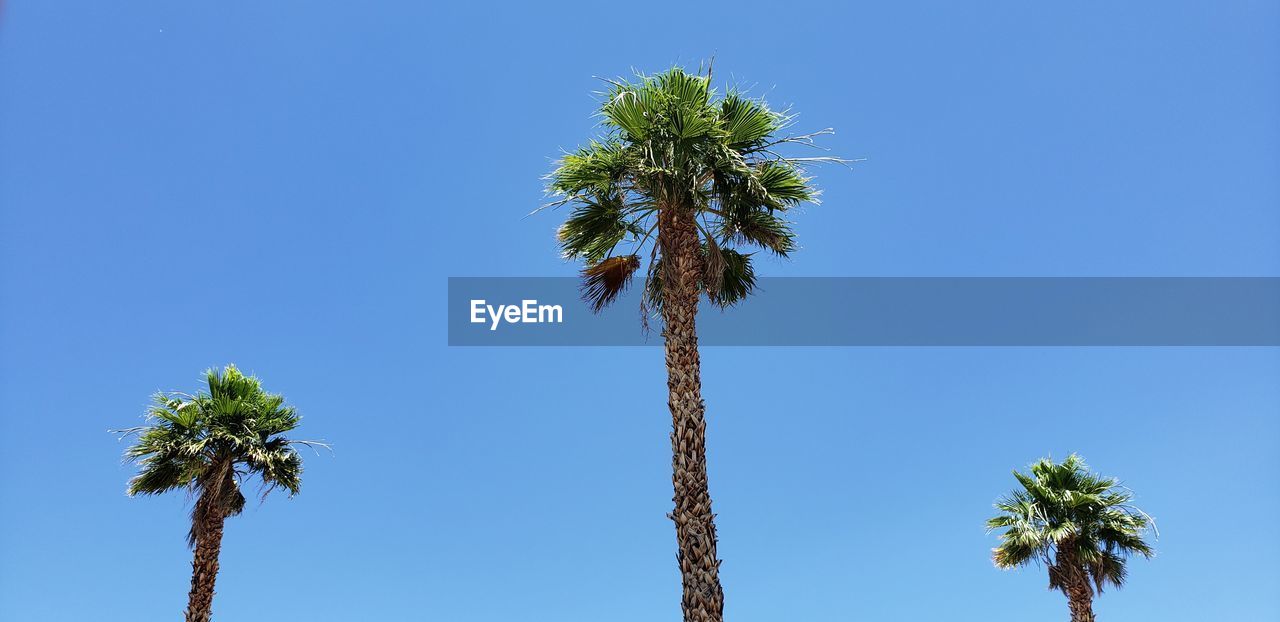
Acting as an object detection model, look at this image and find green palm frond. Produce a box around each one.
[754,160,816,208]
[705,247,756,307]
[548,139,633,197]
[603,90,654,141]
[557,191,642,263]
[546,63,840,318]
[720,93,783,149]
[719,207,796,257]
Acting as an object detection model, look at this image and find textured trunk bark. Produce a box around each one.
[185,503,226,622]
[1053,546,1096,622]
[658,201,725,622]
[1065,579,1096,622]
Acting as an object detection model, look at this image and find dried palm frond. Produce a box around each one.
[581,254,641,312]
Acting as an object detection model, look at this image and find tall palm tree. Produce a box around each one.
[987,454,1155,622]
[546,65,836,622]
[118,365,322,622]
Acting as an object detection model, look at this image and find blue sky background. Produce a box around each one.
[2,2,1278,621]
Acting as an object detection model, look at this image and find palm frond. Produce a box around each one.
[720,92,783,149]
[581,254,641,312]
[720,208,796,257]
[755,160,817,209]
[603,89,654,140]
[548,139,633,197]
[558,192,639,263]
[706,248,756,307]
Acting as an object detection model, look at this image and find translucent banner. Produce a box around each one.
[447,277,1280,346]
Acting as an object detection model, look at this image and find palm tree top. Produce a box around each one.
[118,364,323,545]
[987,454,1155,593]
[544,64,845,311]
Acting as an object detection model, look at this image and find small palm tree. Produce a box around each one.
[118,365,323,622]
[987,454,1155,622]
[546,64,837,622]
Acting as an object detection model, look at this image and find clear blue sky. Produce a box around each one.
[2,2,1278,621]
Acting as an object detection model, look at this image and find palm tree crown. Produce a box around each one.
[121,364,316,545]
[546,65,838,311]
[987,454,1155,594]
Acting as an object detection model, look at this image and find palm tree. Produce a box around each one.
[987,454,1155,622]
[546,65,836,622]
[118,365,322,622]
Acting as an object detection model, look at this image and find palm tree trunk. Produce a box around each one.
[658,202,724,622]
[1053,552,1096,622]
[185,503,226,622]
[1064,579,1095,622]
